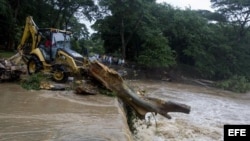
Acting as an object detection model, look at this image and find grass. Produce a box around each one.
[0,50,16,58]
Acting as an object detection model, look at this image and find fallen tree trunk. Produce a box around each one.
[86,60,191,119]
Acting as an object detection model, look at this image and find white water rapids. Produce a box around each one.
[130,80,250,141]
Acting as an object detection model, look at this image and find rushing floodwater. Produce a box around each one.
[130,80,250,141]
[0,80,250,141]
[0,83,131,141]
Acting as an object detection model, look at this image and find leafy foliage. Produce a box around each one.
[137,34,175,68]
[0,0,8,16]
[215,75,250,93]
[211,0,250,40]
[20,73,49,90]
[125,104,138,134]
[96,1,176,67]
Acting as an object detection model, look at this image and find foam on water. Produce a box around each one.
[130,80,250,141]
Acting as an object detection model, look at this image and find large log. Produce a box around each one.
[87,60,191,119]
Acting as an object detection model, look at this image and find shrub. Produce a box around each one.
[20,73,49,90]
[215,75,250,93]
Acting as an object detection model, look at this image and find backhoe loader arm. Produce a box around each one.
[8,16,42,64]
[17,16,41,54]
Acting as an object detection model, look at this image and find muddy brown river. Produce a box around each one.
[0,83,131,141]
[0,80,250,141]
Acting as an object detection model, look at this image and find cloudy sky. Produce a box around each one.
[156,0,213,11]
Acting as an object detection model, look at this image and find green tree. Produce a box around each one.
[196,10,227,22]
[44,0,97,29]
[154,3,236,79]
[97,0,154,60]
[85,35,105,55]
[211,0,250,41]
[0,0,8,16]
[137,33,175,68]
[159,7,207,65]
[95,0,176,68]
[136,3,175,67]
[208,0,250,80]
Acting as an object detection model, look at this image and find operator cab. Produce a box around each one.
[51,31,71,59]
[38,28,75,62]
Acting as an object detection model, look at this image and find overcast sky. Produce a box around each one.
[156,0,213,11]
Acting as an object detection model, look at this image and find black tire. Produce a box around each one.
[52,65,69,83]
[27,55,43,75]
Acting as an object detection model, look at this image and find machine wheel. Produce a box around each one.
[52,66,69,83]
[27,55,43,75]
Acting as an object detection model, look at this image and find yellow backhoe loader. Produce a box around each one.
[9,16,85,82]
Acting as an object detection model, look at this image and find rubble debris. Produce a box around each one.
[0,59,26,81]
